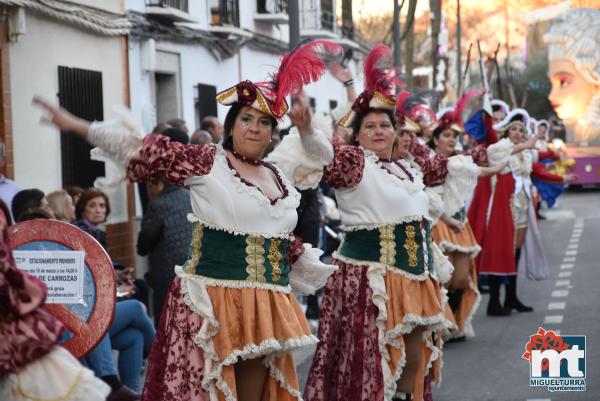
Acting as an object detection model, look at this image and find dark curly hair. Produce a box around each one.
[349,108,397,146]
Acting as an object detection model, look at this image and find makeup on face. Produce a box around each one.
[435,129,458,156]
[232,107,273,160]
[507,124,525,144]
[548,60,598,123]
[358,112,395,159]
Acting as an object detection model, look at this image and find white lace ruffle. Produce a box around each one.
[289,244,337,295]
[186,214,292,240]
[442,155,481,216]
[300,128,335,164]
[178,267,293,293]
[431,242,454,285]
[394,158,426,195]
[333,253,431,282]
[487,138,514,171]
[437,240,481,258]
[87,106,145,170]
[462,271,482,338]
[364,261,445,401]
[425,186,445,223]
[177,267,317,401]
[423,327,443,375]
[363,148,426,195]
[214,145,301,219]
[265,126,333,190]
[339,214,428,232]
[0,346,111,401]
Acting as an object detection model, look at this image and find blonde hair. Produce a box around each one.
[544,8,600,85]
[46,190,74,222]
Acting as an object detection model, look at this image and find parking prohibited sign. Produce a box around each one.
[9,219,116,358]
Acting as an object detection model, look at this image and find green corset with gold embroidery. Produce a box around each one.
[338,219,434,276]
[182,222,292,286]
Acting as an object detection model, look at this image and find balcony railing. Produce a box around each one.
[210,0,240,27]
[256,0,287,14]
[146,0,189,13]
[301,7,335,34]
[254,0,288,24]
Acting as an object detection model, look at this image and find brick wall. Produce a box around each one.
[0,14,14,179]
[106,36,137,271]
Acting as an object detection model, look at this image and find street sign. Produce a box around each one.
[9,219,115,358]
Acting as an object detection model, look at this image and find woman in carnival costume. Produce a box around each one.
[402,90,440,146]
[401,90,508,340]
[390,94,451,401]
[468,108,548,316]
[303,44,447,401]
[33,40,341,401]
[0,208,111,401]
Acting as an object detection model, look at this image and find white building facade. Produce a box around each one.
[126,0,364,133]
[0,0,366,267]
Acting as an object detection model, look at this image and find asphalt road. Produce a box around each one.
[295,189,600,401]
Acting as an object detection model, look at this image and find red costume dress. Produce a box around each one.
[0,210,110,401]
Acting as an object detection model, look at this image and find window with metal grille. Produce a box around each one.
[209,0,240,27]
[146,0,189,13]
[58,66,105,188]
[321,0,335,32]
[341,0,353,39]
[257,0,287,13]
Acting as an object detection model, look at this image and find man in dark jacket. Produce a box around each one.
[137,179,192,325]
[137,126,192,324]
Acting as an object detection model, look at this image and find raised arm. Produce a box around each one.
[33,96,216,186]
[329,62,357,102]
[323,144,365,189]
[512,132,545,155]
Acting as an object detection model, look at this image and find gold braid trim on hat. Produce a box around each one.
[338,110,353,127]
[216,87,237,103]
[256,91,276,117]
[372,91,396,107]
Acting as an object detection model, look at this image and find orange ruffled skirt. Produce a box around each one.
[304,258,445,401]
[431,219,480,257]
[142,277,315,401]
[432,220,482,337]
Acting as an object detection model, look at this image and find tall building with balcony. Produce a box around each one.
[127,0,364,133]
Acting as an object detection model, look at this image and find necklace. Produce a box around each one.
[231,149,262,166]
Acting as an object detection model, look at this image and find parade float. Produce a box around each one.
[544,8,600,185]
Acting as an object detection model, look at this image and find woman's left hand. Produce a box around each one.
[288,94,312,136]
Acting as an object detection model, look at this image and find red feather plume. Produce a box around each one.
[363,44,394,96]
[270,40,343,113]
[395,90,411,116]
[444,87,484,126]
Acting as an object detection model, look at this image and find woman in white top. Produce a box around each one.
[33,41,340,401]
[303,44,446,401]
